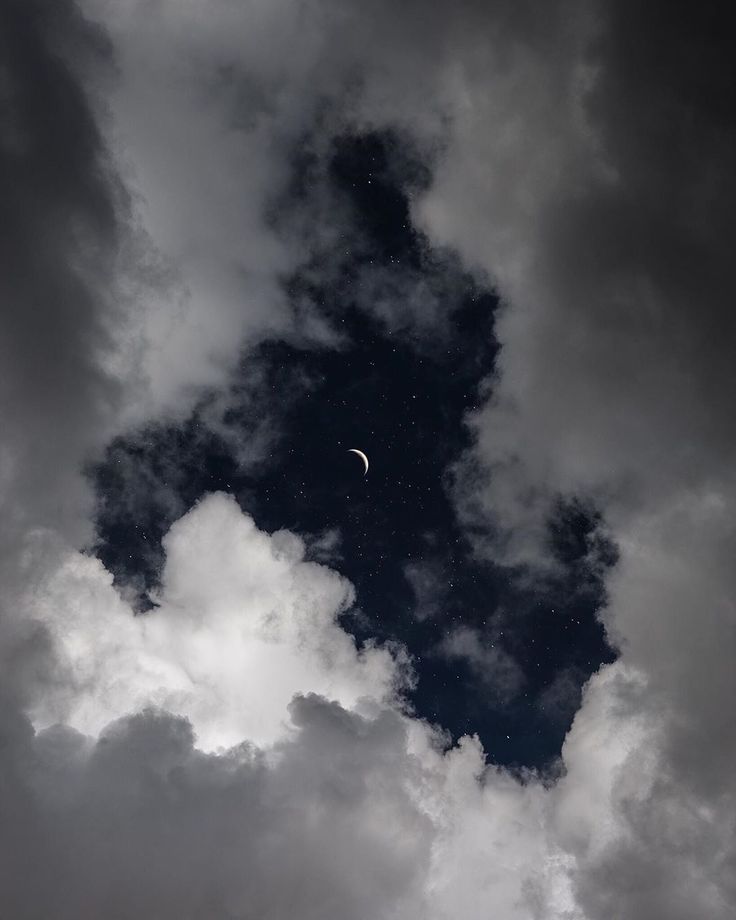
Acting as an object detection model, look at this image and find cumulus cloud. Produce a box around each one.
[0,699,436,920]
[25,493,402,750]
[1,492,566,920]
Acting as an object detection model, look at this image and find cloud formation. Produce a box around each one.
[3,495,566,920]
[413,0,736,916]
[27,493,402,750]
[0,0,127,551]
[1,0,735,918]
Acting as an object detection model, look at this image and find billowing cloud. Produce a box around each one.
[0,699,436,920]
[10,490,729,919]
[25,493,403,750]
[1,494,564,920]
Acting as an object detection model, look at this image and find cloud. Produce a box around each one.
[25,493,403,751]
[417,0,736,561]
[305,526,344,563]
[0,0,128,552]
[83,0,313,411]
[439,625,524,701]
[1,489,566,920]
[408,0,736,915]
[537,668,584,726]
[0,699,436,920]
[404,559,446,621]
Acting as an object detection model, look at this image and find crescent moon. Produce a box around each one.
[347,448,369,475]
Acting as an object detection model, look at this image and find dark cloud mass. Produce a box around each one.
[0,0,122,546]
[0,700,433,920]
[1,0,735,917]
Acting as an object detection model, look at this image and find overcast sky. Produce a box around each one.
[1,1,735,917]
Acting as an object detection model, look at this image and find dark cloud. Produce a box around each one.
[0,0,124,547]
[0,698,434,920]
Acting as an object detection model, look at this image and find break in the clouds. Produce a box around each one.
[2,0,735,918]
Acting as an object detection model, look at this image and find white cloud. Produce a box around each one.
[19,487,727,920]
[2,488,563,920]
[25,493,402,750]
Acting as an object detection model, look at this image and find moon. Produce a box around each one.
[347,448,369,476]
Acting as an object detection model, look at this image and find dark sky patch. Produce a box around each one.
[93,129,616,769]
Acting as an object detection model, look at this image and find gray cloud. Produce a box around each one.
[404,559,447,621]
[0,698,434,920]
[438,624,524,701]
[537,668,584,727]
[0,0,126,550]
[413,0,736,916]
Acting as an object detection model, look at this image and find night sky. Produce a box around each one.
[94,131,615,769]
